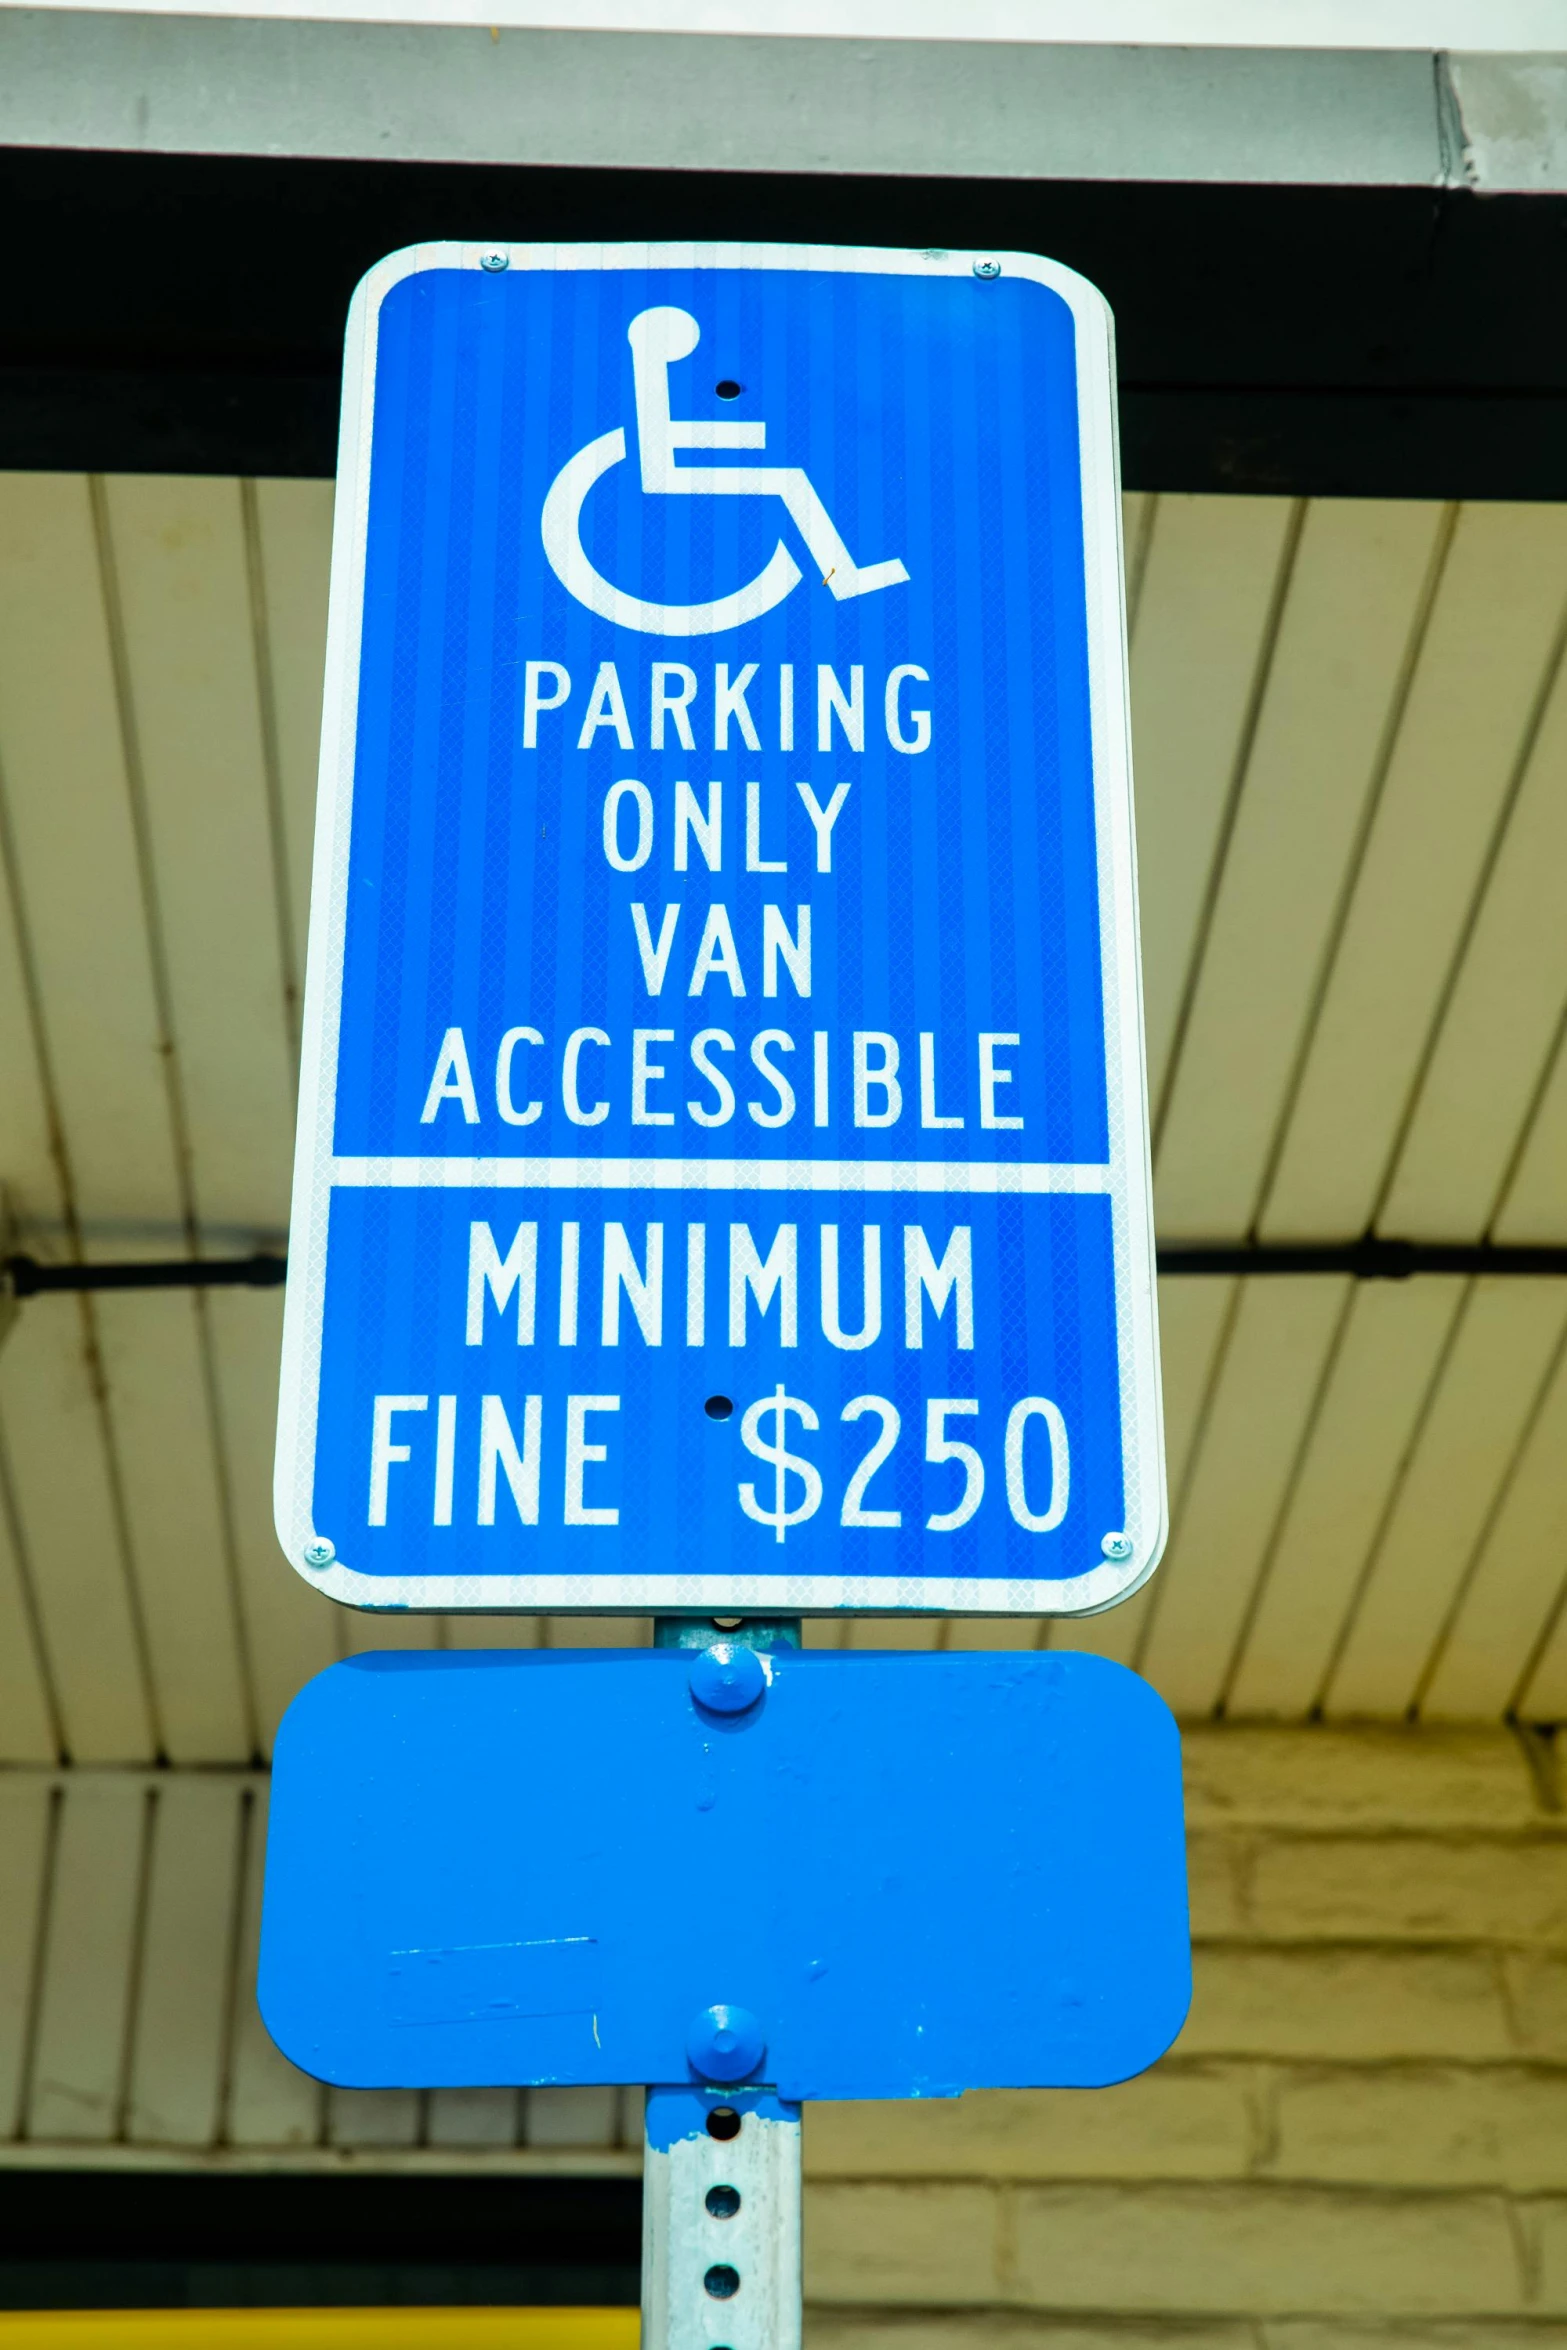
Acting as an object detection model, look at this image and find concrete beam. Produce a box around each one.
[0,10,1559,189]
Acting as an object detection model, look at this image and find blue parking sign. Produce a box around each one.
[275,240,1164,1616]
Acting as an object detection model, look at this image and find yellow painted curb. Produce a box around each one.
[0,2312,639,2348]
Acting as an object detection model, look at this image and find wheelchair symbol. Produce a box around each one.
[540,306,910,637]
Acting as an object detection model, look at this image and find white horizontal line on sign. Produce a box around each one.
[329,1155,1112,1194]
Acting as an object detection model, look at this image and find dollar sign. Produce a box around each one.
[738,1384,824,1545]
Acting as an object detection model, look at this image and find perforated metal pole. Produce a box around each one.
[647,1619,804,2350]
[643,2087,802,2350]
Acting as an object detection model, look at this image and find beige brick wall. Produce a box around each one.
[802,1724,1567,2345]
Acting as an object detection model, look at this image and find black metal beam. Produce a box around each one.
[0,149,1565,497]
[1157,1239,1567,1280]
[4,1251,286,1296]
[8,1241,1567,1296]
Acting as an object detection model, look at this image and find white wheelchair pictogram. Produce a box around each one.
[540,306,910,637]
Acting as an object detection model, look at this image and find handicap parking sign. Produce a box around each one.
[275,240,1165,1617]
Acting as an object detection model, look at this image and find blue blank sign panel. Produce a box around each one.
[275,241,1163,1617]
[259,1646,1190,2100]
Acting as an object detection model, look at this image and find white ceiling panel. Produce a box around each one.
[1134,1275,1349,1716]
[1515,1583,1567,1724]
[1418,1333,1567,1722]
[0,1298,157,1762]
[0,1775,52,2136]
[1324,1278,1567,1718]
[0,1431,60,1764]
[1261,504,1567,1241]
[1154,499,1446,1237]
[126,1775,246,2146]
[1380,638,1567,1242]
[1497,1042,1567,1246]
[0,812,51,1238]
[27,1773,147,2141]
[1225,1277,1464,1719]
[250,476,334,1019]
[92,1288,253,1763]
[1127,493,1297,1109]
[98,475,297,1238]
[0,474,179,1231]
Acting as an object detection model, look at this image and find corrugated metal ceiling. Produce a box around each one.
[2,478,1566,1760]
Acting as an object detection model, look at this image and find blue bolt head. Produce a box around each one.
[689,1642,766,1715]
[686,2003,765,2083]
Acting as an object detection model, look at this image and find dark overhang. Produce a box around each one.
[0,25,1561,491]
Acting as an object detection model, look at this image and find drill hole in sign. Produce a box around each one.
[706,2185,741,2219]
[715,380,743,399]
[706,2107,742,2141]
[705,1396,734,1420]
[705,2266,741,2300]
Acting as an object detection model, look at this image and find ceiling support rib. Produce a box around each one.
[6,1239,1567,1298]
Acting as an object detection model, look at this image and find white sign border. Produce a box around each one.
[274,237,1166,1618]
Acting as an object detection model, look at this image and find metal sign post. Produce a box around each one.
[642,2084,802,2350]
[262,237,1186,2346]
[645,1618,804,2350]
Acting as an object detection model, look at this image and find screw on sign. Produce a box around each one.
[687,1641,767,1712]
[262,240,1182,2350]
